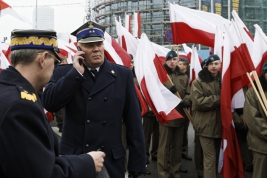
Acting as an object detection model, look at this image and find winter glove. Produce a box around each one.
[169,85,178,94]
[219,82,222,89]
[179,100,191,108]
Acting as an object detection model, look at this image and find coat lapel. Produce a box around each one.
[89,59,117,96]
[81,68,95,93]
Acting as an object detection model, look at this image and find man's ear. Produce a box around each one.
[37,52,47,68]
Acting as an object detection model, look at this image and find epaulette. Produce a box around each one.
[16,86,37,102]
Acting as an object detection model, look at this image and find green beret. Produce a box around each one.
[166,50,177,61]
[179,58,188,63]
[205,54,220,66]
[262,61,267,75]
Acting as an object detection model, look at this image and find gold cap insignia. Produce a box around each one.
[21,90,37,102]
[88,21,94,28]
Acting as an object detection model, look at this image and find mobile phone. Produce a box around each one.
[77,46,83,66]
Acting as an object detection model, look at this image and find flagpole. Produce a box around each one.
[35,0,37,29]
[167,75,192,123]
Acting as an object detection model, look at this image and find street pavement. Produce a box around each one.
[51,120,253,178]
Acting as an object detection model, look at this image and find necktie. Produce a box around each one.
[90,69,98,77]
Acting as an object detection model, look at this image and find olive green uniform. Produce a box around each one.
[157,64,190,178]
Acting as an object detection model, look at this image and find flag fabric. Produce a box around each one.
[169,2,230,47]
[104,32,132,68]
[189,46,202,86]
[0,50,10,70]
[182,43,203,63]
[135,33,183,124]
[57,39,76,64]
[133,12,141,38]
[0,0,31,24]
[232,10,253,41]
[218,25,245,178]
[252,24,267,77]
[125,14,132,33]
[134,84,148,116]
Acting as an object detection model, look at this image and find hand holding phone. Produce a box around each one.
[77,46,84,66]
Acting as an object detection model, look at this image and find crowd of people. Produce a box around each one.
[0,20,266,178]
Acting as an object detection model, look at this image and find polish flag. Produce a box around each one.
[0,50,10,70]
[135,33,183,124]
[0,0,31,24]
[104,32,131,68]
[182,43,203,63]
[133,12,141,38]
[252,24,267,76]
[189,46,202,86]
[57,39,76,64]
[218,25,247,178]
[169,2,230,47]
[125,14,132,34]
[232,10,253,41]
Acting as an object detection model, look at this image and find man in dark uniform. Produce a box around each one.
[0,29,105,177]
[42,21,146,178]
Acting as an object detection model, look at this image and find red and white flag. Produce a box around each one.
[125,14,132,33]
[169,2,230,47]
[252,24,267,76]
[0,0,31,24]
[104,32,131,68]
[189,46,202,86]
[0,50,10,70]
[135,33,183,124]
[218,25,247,178]
[133,12,141,38]
[182,43,203,63]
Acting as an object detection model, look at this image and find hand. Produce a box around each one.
[88,151,105,173]
[169,85,178,94]
[179,100,191,108]
[73,51,85,74]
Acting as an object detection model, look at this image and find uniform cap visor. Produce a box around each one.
[78,37,104,43]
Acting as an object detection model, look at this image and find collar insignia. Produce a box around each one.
[21,90,37,102]
[111,70,115,74]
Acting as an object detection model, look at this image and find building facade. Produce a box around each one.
[33,6,54,29]
[91,0,267,46]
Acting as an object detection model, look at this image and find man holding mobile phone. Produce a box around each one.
[42,21,146,178]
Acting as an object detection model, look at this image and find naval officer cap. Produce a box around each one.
[10,29,61,60]
[71,21,106,43]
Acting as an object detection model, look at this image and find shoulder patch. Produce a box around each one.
[20,90,37,102]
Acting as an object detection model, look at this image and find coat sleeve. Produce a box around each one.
[191,80,220,111]
[0,100,95,178]
[244,89,267,141]
[42,67,85,112]
[122,70,146,173]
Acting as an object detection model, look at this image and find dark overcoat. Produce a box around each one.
[42,58,146,177]
[0,67,95,178]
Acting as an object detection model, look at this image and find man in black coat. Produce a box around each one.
[42,21,146,178]
[0,29,105,177]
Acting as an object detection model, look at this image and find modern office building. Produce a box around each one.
[33,6,54,29]
[91,0,267,46]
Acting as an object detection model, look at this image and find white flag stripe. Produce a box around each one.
[135,33,180,114]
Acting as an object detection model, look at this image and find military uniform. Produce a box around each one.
[244,74,267,178]
[191,67,221,178]
[157,62,190,178]
[0,67,95,177]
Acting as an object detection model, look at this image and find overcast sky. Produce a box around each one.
[0,0,88,41]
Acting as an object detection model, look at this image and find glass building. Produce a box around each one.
[92,0,197,46]
[92,0,267,47]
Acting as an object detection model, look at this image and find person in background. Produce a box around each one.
[42,21,146,178]
[157,50,191,178]
[53,56,68,133]
[177,57,192,161]
[0,29,105,177]
[244,61,267,178]
[191,54,221,178]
